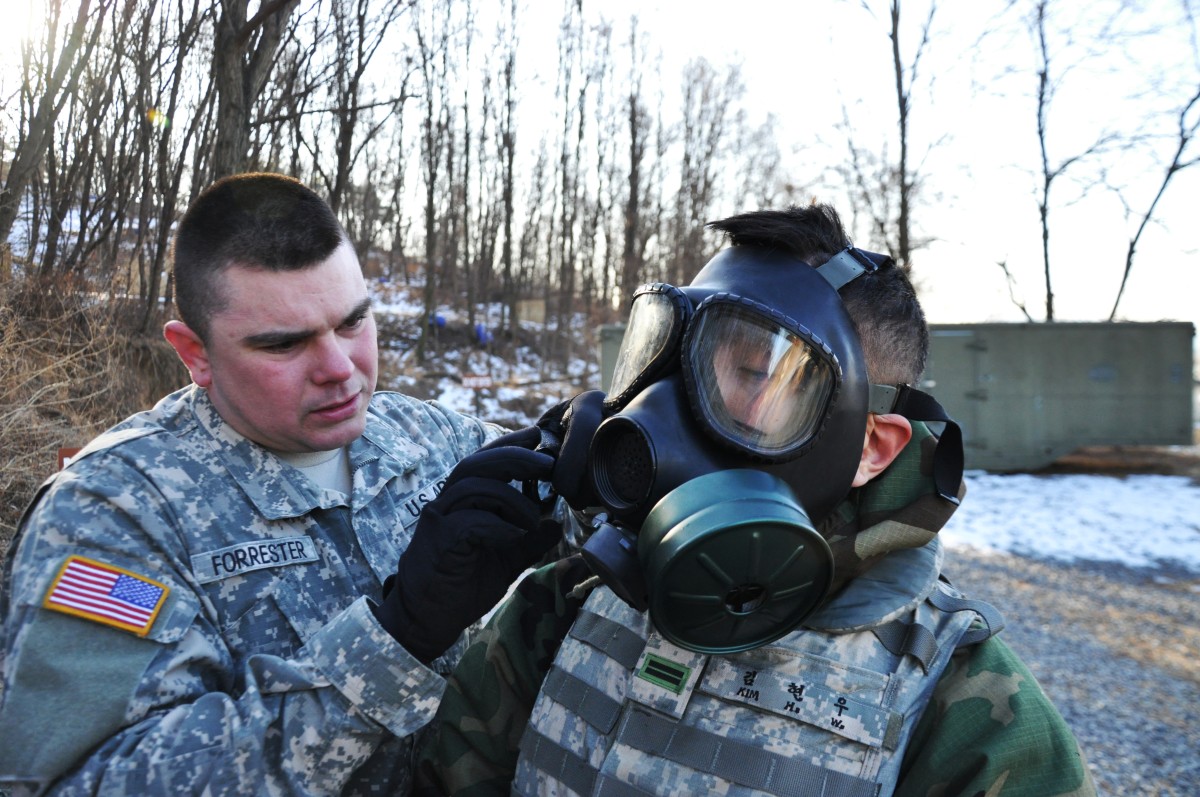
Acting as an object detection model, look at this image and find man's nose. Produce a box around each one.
[312,333,355,383]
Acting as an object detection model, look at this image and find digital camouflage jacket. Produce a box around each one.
[416,424,1096,797]
[0,385,501,796]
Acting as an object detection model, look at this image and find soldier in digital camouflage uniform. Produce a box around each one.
[0,173,561,796]
[416,206,1097,796]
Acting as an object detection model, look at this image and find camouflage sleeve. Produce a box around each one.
[414,556,595,797]
[896,635,1097,797]
[367,392,506,465]
[0,462,444,797]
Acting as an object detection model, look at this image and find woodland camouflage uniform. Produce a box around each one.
[417,424,1096,797]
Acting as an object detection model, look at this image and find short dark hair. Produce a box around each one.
[172,173,347,341]
[706,205,928,386]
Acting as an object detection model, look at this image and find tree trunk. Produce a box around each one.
[211,0,299,179]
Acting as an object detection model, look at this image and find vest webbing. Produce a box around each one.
[518,704,880,797]
[540,668,622,734]
[872,582,1005,672]
[570,609,646,670]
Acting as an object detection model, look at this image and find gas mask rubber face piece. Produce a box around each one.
[582,246,873,654]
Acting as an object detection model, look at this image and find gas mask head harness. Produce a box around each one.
[577,245,962,654]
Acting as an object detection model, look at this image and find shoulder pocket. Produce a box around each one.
[23,551,199,643]
[0,556,198,783]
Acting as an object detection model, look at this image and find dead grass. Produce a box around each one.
[0,282,187,559]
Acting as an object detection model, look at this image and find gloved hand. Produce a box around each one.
[371,440,558,664]
[536,390,606,509]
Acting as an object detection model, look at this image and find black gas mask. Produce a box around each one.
[575,245,960,655]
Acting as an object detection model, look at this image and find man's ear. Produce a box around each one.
[163,320,213,388]
[851,413,913,487]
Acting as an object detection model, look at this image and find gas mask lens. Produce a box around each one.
[607,284,690,409]
[686,299,837,459]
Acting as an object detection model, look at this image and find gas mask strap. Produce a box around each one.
[883,385,964,506]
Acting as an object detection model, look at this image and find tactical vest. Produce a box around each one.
[513,539,1002,797]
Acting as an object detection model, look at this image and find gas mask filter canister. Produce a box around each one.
[635,469,833,654]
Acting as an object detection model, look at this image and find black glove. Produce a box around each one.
[371,443,558,664]
[535,390,606,509]
[480,425,545,453]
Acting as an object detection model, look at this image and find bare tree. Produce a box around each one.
[548,0,592,364]
[667,58,742,286]
[888,0,929,268]
[211,0,300,178]
[458,0,476,330]
[34,0,151,293]
[131,0,213,330]
[254,5,322,179]
[0,0,118,260]
[635,96,669,287]
[496,0,519,336]
[836,0,937,268]
[1108,74,1200,318]
[436,1,470,309]
[586,19,619,319]
[518,141,551,308]
[469,29,513,338]
[619,16,652,308]
[731,115,786,211]
[381,87,413,283]
[413,0,452,363]
[0,0,819,367]
[1028,0,1120,320]
[319,0,410,214]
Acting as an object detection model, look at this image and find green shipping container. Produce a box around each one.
[598,321,1195,472]
[923,322,1194,471]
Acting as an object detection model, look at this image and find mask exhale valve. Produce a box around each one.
[579,518,650,611]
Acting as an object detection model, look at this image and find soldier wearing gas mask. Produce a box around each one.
[417,206,1096,797]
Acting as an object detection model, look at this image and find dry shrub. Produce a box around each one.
[0,282,188,559]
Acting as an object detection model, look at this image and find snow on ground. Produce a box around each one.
[942,471,1200,576]
[371,279,598,426]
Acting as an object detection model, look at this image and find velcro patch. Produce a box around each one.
[43,556,170,637]
[191,535,320,584]
[628,633,707,719]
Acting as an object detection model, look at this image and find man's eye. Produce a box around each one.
[740,368,769,385]
[262,340,300,353]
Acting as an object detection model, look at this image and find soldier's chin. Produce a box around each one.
[309,414,367,451]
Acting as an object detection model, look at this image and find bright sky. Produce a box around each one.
[516,0,1200,330]
[5,1,1197,333]
[1,0,36,70]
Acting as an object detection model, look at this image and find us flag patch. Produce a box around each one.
[43,556,170,636]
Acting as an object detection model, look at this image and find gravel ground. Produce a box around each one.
[943,546,1200,796]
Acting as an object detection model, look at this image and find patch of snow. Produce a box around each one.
[942,471,1200,574]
